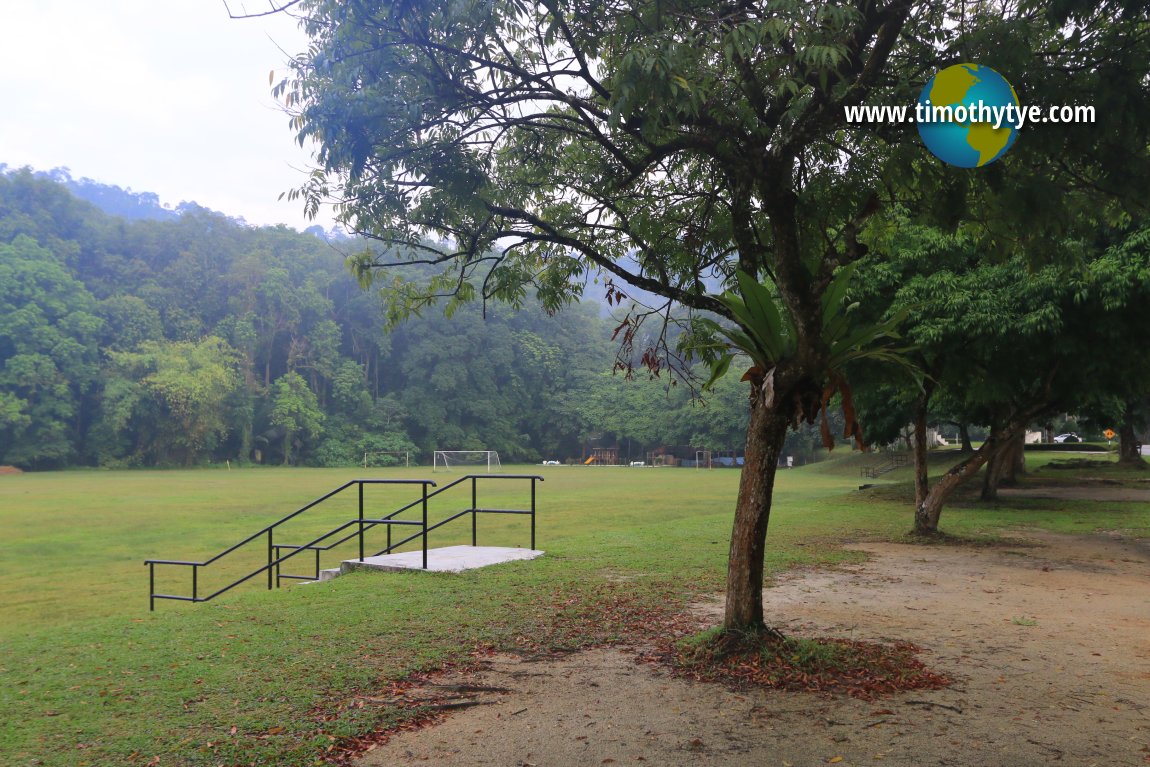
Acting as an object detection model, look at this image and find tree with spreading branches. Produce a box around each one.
[273,0,1150,632]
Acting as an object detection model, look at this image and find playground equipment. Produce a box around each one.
[583,447,620,465]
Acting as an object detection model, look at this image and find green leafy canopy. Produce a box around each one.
[695,264,914,389]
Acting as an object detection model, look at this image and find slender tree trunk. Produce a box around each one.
[1118,412,1147,467]
[980,449,1003,501]
[240,363,256,462]
[912,389,931,508]
[723,381,794,631]
[240,413,253,463]
[1004,431,1026,484]
[958,423,973,453]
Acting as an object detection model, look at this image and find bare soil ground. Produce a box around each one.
[356,530,1150,767]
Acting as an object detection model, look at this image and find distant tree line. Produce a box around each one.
[3,168,1145,480]
[0,167,804,468]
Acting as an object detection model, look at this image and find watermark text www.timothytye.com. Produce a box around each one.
[845,101,1096,129]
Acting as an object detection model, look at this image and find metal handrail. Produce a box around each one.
[860,454,908,478]
[198,514,428,600]
[371,473,546,520]
[371,475,542,556]
[198,518,365,601]
[146,479,435,610]
[276,474,544,581]
[146,474,542,610]
[267,480,484,578]
[145,479,435,567]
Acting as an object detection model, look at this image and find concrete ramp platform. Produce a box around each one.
[341,545,544,574]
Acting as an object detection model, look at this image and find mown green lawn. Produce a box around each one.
[1,458,1146,765]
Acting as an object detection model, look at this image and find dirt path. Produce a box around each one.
[999,486,1150,502]
[356,531,1150,766]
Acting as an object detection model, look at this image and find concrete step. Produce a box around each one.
[300,546,543,585]
[341,545,544,574]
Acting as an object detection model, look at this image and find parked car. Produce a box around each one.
[1053,433,1082,443]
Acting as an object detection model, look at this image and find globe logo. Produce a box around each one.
[917,64,1020,168]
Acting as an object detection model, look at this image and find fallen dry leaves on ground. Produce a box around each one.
[316,583,952,764]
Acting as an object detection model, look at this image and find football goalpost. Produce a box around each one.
[363,451,411,468]
[433,450,502,473]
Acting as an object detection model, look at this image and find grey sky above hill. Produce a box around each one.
[0,1,327,230]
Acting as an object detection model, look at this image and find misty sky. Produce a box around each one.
[0,1,329,229]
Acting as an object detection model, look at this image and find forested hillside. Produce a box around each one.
[0,167,774,469]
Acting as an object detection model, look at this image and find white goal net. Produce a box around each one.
[433,450,502,473]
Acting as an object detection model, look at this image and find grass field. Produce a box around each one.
[2,456,1147,765]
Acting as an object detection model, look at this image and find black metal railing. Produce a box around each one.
[145,474,542,610]
[860,454,908,479]
[271,473,542,583]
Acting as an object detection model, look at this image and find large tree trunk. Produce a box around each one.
[1004,430,1026,485]
[916,416,1038,533]
[915,442,995,534]
[1118,412,1147,467]
[982,429,1026,500]
[723,381,794,631]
